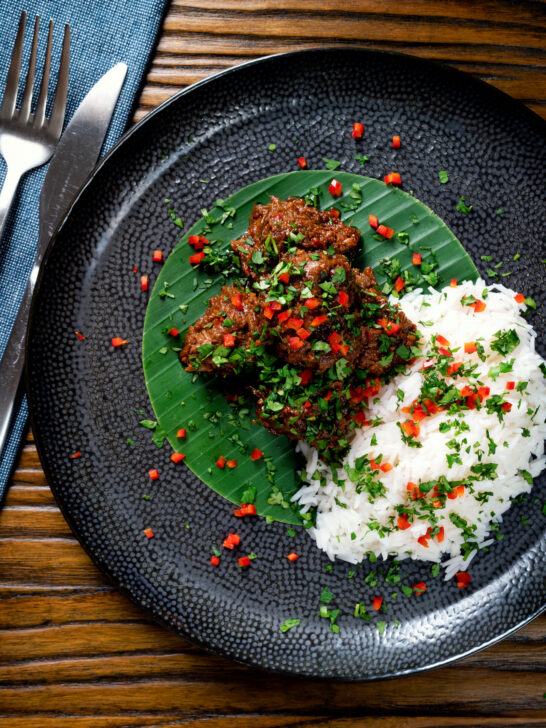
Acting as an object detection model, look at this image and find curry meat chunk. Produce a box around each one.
[180,286,266,373]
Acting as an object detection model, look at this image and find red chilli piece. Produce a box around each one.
[412,253,422,266]
[71,451,81,459]
[506,381,515,391]
[143,528,154,539]
[111,337,128,347]
[397,514,411,530]
[328,179,343,197]
[170,452,186,463]
[132,266,138,273]
[297,156,307,168]
[250,447,263,460]
[152,250,163,263]
[328,331,342,353]
[223,532,240,549]
[223,333,236,347]
[501,402,512,413]
[289,336,305,350]
[216,456,226,469]
[238,555,251,568]
[140,275,149,292]
[210,555,220,566]
[380,462,393,473]
[368,214,379,229]
[338,290,349,306]
[376,224,394,239]
[148,469,159,480]
[436,526,445,543]
[231,292,243,310]
[384,172,401,185]
[373,596,383,611]
[233,503,257,517]
[226,459,238,469]
[169,327,180,337]
[299,369,313,386]
[304,297,320,309]
[472,300,486,313]
[514,293,525,304]
[286,552,299,562]
[436,334,450,347]
[177,428,186,438]
[450,279,458,288]
[75,331,85,340]
[392,135,401,148]
[417,535,430,548]
[464,342,477,353]
[413,582,427,594]
[189,251,206,265]
[394,276,405,293]
[351,122,364,138]
[278,272,290,284]
[455,570,471,588]
[311,315,328,327]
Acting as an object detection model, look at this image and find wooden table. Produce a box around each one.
[1,2,545,725]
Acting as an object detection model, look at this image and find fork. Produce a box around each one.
[0,11,70,242]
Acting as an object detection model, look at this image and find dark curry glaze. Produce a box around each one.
[180,196,417,455]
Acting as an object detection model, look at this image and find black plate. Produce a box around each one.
[27,48,546,680]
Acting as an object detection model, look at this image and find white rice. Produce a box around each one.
[293,280,546,577]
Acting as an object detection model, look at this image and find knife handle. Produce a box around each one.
[0,265,37,458]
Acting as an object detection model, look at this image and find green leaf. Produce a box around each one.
[280,618,301,632]
[438,170,449,184]
[142,171,478,524]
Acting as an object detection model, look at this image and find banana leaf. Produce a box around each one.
[142,171,478,524]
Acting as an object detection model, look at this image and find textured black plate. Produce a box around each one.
[27,48,546,680]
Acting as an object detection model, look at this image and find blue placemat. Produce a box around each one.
[0,0,170,505]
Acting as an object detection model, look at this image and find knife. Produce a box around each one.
[0,62,127,458]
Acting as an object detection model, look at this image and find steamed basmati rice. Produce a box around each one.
[294,280,546,577]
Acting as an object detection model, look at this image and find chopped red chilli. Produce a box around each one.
[455,571,471,588]
[328,179,342,197]
[177,428,186,438]
[140,275,148,291]
[376,224,394,239]
[169,327,180,337]
[250,447,263,460]
[71,451,81,459]
[368,214,378,229]
[152,250,163,262]
[74,331,85,340]
[384,172,401,185]
[223,532,240,549]
[238,555,251,567]
[216,456,226,469]
[351,122,364,138]
[148,469,159,480]
[392,135,401,148]
[226,459,238,468]
[297,156,307,168]
[143,528,154,539]
[111,337,128,347]
[233,503,256,517]
[189,251,205,265]
[286,552,299,562]
[170,452,186,463]
[373,596,383,611]
[210,555,220,566]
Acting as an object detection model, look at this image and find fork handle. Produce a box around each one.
[0,265,37,459]
[0,165,24,242]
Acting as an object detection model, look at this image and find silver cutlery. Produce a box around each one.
[0,61,127,459]
[0,11,70,241]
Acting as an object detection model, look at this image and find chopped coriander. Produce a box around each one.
[323,157,341,170]
[268,143,276,151]
[438,170,449,184]
[280,618,300,633]
[456,196,472,214]
[320,587,334,604]
[376,620,386,635]
[355,154,369,164]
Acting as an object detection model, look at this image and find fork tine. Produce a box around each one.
[0,11,27,120]
[33,20,53,128]
[48,23,70,139]
[19,16,40,123]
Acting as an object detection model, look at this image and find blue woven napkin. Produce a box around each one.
[0,0,169,504]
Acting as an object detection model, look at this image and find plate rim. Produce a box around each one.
[25,45,546,681]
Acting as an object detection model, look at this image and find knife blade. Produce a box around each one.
[38,61,127,246]
[0,61,127,458]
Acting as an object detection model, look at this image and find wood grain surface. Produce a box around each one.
[1,1,545,726]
